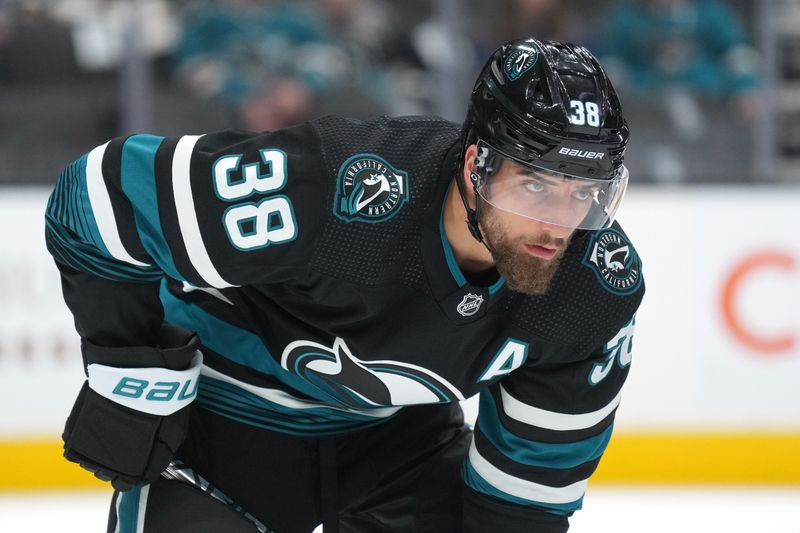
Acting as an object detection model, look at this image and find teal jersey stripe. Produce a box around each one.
[46,166,64,219]
[73,158,102,251]
[198,377,394,436]
[199,378,334,422]
[46,154,111,258]
[63,162,84,244]
[45,157,161,281]
[160,281,338,404]
[439,203,467,287]
[117,486,142,533]
[65,160,89,244]
[198,401,388,437]
[462,461,582,515]
[477,391,613,469]
[45,219,161,281]
[488,276,505,295]
[120,134,182,280]
[438,203,506,292]
[44,229,82,272]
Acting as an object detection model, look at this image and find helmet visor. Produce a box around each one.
[472,140,628,230]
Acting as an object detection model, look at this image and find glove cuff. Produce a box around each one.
[87,352,203,416]
[82,323,200,370]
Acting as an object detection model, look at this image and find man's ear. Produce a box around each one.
[462,144,478,190]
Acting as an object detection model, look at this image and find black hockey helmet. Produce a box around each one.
[456,38,630,239]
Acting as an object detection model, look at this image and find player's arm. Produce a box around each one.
[462,316,636,532]
[46,137,199,489]
[45,126,325,489]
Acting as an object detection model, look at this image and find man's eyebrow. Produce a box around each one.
[518,171,601,191]
[518,169,559,183]
[523,174,582,189]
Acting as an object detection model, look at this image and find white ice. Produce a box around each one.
[1,486,799,532]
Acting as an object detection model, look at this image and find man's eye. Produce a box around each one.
[524,181,546,193]
[572,189,594,201]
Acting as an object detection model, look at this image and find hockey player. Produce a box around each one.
[45,38,643,533]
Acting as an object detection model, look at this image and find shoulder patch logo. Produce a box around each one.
[457,292,484,317]
[582,229,642,295]
[333,154,409,223]
[503,45,539,81]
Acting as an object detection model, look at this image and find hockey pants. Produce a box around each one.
[107,402,472,533]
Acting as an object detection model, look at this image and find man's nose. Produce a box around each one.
[531,192,584,233]
[535,219,573,241]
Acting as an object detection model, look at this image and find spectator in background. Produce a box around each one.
[601,0,759,124]
[173,0,330,131]
[310,0,410,117]
[0,5,11,83]
[486,0,574,46]
[173,0,392,131]
[472,0,608,61]
[597,0,761,182]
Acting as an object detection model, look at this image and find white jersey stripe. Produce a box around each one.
[136,484,150,533]
[172,134,235,288]
[85,141,151,267]
[113,484,150,533]
[499,384,622,431]
[468,441,587,504]
[113,492,122,533]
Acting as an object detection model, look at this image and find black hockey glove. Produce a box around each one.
[63,324,202,492]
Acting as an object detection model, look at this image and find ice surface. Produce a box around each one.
[1,487,799,533]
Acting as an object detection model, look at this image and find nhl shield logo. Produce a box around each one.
[457,293,484,317]
[582,229,642,295]
[503,45,539,81]
[333,154,409,223]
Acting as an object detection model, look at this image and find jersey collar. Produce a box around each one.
[419,144,508,323]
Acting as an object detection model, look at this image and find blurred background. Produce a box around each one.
[0,0,798,531]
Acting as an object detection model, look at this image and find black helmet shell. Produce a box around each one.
[463,38,629,180]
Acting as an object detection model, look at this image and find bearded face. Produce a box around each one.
[478,201,572,296]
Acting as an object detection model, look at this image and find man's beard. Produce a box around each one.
[479,204,569,296]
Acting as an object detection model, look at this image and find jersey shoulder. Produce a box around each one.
[306,115,461,286]
[313,114,460,214]
[509,220,644,358]
[170,116,459,288]
[159,123,329,285]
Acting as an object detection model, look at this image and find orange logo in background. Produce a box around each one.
[720,251,796,354]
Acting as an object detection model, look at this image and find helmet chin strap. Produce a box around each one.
[453,165,486,244]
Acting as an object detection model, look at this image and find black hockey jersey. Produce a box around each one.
[46,115,644,524]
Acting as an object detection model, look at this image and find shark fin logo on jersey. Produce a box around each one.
[582,229,642,295]
[281,337,465,408]
[503,45,539,81]
[457,293,484,317]
[333,154,409,223]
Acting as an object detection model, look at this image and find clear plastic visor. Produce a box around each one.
[473,140,629,230]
